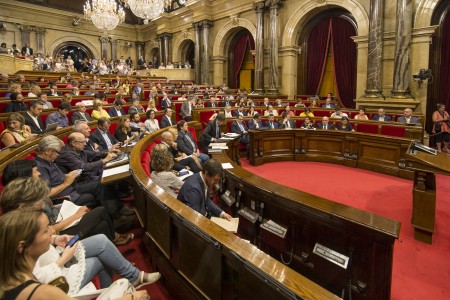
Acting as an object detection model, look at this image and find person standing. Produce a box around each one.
[432,103,450,152]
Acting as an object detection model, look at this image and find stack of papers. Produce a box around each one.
[211,217,239,233]
[225,133,240,137]
[210,143,228,150]
[102,164,130,178]
[56,200,83,230]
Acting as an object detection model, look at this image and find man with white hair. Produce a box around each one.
[71,102,93,124]
[397,108,420,125]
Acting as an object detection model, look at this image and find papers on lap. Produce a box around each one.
[211,217,239,233]
[102,164,130,178]
[56,200,82,230]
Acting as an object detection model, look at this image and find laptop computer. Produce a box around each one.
[44,122,58,133]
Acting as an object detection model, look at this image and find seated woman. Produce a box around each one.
[283,105,295,117]
[0,113,36,147]
[299,107,315,118]
[248,106,258,118]
[28,84,41,98]
[294,99,305,107]
[150,144,184,198]
[144,109,160,132]
[0,209,158,298]
[146,98,158,112]
[114,116,139,144]
[122,79,131,95]
[336,116,354,132]
[354,107,369,120]
[196,98,205,108]
[330,106,348,119]
[91,100,110,120]
[1,161,134,246]
[310,99,318,108]
[300,116,316,130]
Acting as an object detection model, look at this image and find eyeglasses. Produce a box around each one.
[52,149,60,155]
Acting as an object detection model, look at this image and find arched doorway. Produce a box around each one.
[53,42,94,72]
[297,9,357,108]
[226,29,255,91]
[427,0,450,137]
[149,48,160,68]
[178,40,195,68]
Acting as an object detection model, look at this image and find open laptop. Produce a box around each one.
[37,122,58,137]
[108,141,130,164]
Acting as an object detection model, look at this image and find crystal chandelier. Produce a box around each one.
[122,0,187,24]
[84,0,126,31]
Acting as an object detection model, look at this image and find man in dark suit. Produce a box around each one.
[248,114,263,130]
[160,93,171,110]
[46,83,62,97]
[176,120,210,164]
[322,97,335,109]
[89,117,120,151]
[372,108,392,122]
[279,112,296,129]
[71,102,93,124]
[108,100,126,117]
[160,131,201,173]
[317,116,335,130]
[24,100,45,134]
[206,96,218,108]
[160,108,174,128]
[199,115,225,152]
[221,96,233,107]
[397,108,421,125]
[230,115,250,145]
[177,159,232,219]
[180,98,194,121]
[21,43,33,56]
[232,105,248,117]
[264,114,279,129]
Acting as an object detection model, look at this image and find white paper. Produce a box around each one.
[72,282,100,299]
[211,217,239,233]
[222,163,234,169]
[102,164,130,178]
[56,200,82,230]
[225,133,240,137]
[81,100,93,106]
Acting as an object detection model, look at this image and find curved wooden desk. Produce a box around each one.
[130,123,401,300]
[249,129,415,180]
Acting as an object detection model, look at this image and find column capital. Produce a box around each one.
[110,39,118,45]
[265,0,281,10]
[15,24,34,32]
[135,41,145,47]
[253,1,265,13]
[161,32,173,40]
[34,27,46,34]
[192,22,202,31]
[99,36,109,43]
[199,20,213,28]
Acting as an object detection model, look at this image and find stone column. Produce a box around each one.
[157,35,164,67]
[211,56,227,86]
[16,24,33,51]
[266,0,280,94]
[110,39,118,60]
[201,20,213,85]
[363,0,385,98]
[390,0,413,98]
[193,22,202,84]
[163,33,172,66]
[99,36,109,60]
[136,42,145,61]
[34,27,46,54]
[254,1,265,93]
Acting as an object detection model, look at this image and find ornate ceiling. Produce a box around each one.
[17,0,142,25]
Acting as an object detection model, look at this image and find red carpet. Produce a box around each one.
[240,160,450,300]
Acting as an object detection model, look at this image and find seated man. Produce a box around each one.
[71,102,93,124]
[230,115,250,146]
[224,105,233,118]
[176,120,210,164]
[46,83,62,96]
[108,99,126,118]
[232,104,247,117]
[278,112,296,129]
[330,106,348,119]
[24,100,45,134]
[5,92,28,112]
[199,114,225,152]
[397,108,421,125]
[37,92,53,109]
[160,108,174,128]
[160,131,201,173]
[248,114,263,130]
[373,108,392,122]
[317,116,335,130]
[46,102,71,128]
[54,133,135,221]
[89,117,121,151]
[264,114,279,129]
[128,99,145,115]
[322,97,335,109]
[177,159,232,220]
[130,112,147,133]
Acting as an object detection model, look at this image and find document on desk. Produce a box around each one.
[221,163,233,169]
[210,143,228,149]
[102,164,130,179]
[225,133,240,137]
[211,217,239,233]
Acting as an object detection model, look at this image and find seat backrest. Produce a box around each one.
[356,123,379,134]
[380,125,406,137]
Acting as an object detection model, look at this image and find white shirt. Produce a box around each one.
[27,111,42,130]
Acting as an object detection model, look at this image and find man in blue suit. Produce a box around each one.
[248,114,263,130]
[264,114,279,129]
[372,108,392,122]
[177,159,232,219]
[108,100,126,117]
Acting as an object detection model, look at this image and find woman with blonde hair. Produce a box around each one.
[27,84,41,98]
[0,209,155,299]
[91,100,110,120]
[0,113,36,147]
[146,98,158,112]
[61,93,72,103]
[151,144,184,198]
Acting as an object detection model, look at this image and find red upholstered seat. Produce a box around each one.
[141,150,151,177]
[311,110,330,117]
[380,125,406,137]
[199,111,215,124]
[356,123,379,134]
[174,102,183,122]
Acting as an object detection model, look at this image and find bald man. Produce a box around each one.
[317,116,335,130]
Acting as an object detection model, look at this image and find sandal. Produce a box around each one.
[134,271,161,288]
[114,233,134,246]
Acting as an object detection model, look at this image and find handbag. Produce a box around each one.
[97,278,135,300]
[48,276,70,294]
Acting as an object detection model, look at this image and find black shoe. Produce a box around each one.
[113,214,136,233]
[119,206,136,216]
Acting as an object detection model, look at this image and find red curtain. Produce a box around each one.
[306,19,331,95]
[233,35,255,88]
[331,17,357,108]
[438,14,450,109]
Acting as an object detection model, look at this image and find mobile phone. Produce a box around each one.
[76,169,82,176]
[178,170,189,176]
[66,235,79,248]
